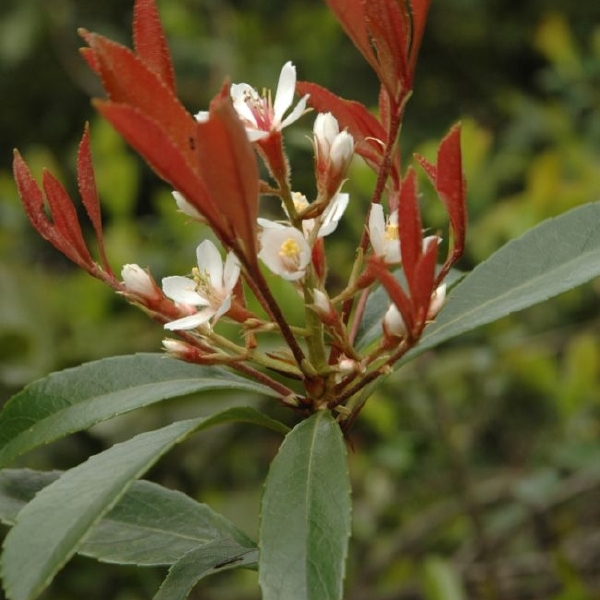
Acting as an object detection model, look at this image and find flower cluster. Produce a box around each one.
[13,0,466,425]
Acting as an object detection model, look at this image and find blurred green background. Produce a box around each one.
[1,0,600,599]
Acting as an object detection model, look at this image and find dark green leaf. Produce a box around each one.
[0,469,254,566]
[153,541,258,600]
[0,353,278,468]
[1,407,287,600]
[259,411,351,600]
[405,201,600,361]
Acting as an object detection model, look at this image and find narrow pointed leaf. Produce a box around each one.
[0,469,253,566]
[0,353,281,468]
[153,541,258,600]
[77,124,111,271]
[86,34,196,166]
[403,201,600,362]
[133,0,176,92]
[1,406,286,600]
[259,411,351,600]
[196,85,259,258]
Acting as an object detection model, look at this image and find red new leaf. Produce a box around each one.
[77,124,110,272]
[41,171,94,268]
[196,84,259,261]
[324,0,379,77]
[416,123,467,275]
[397,168,422,291]
[84,33,196,168]
[94,100,224,240]
[409,0,433,72]
[133,0,176,92]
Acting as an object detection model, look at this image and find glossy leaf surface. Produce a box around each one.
[259,411,351,600]
[0,469,253,566]
[0,353,278,468]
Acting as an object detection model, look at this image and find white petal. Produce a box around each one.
[212,295,232,323]
[162,276,207,306]
[223,252,241,291]
[164,308,216,331]
[319,193,349,237]
[273,61,296,122]
[383,304,407,338]
[230,83,260,126]
[258,217,287,230]
[368,204,386,256]
[246,129,269,142]
[196,240,223,288]
[279,93,309,130]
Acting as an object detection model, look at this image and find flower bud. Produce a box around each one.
[427,284,446,320]
[383,303,407,339]
[313,112,354,201]
[121,264,162,301]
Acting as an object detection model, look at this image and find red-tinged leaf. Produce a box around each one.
[296,81,386,169]
[85,34,197,168]
[324,0,379,77]
[196,84,259,260]
[398,168,422,290]
[133,0,176,93]
[95,100,226,241]
[369,257,415,334]
[79,46,101,76]
[436,124,467,255]
[415,153,436,181]
[13,152,53,238]
[409,0,433,71]
[77,124,111,272]
[42,171,94,268]
[411,237,438,330]
[365,0,410,95]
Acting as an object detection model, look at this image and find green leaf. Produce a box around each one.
[259,411,351,600]
[407,201,600,360]
[1,406,287,600]
[153,541,258,600]
[0,469,254,566]
[0,353,278,468]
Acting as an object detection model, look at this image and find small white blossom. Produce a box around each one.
[313,113,354,171]
[162,240,240,330]
[368,204,401,264]
[121,264,158,299]
[227,62,309,142]
[258,226,311,281]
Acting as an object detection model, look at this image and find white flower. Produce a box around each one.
[227,61,309,142]
[258,226,311,281]
[368,204,401,264]
[162,240,240,330]
[313,113,354,171]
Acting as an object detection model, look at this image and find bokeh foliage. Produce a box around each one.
[1,0,599,598]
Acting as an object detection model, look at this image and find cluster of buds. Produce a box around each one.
[13,0,466,426]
